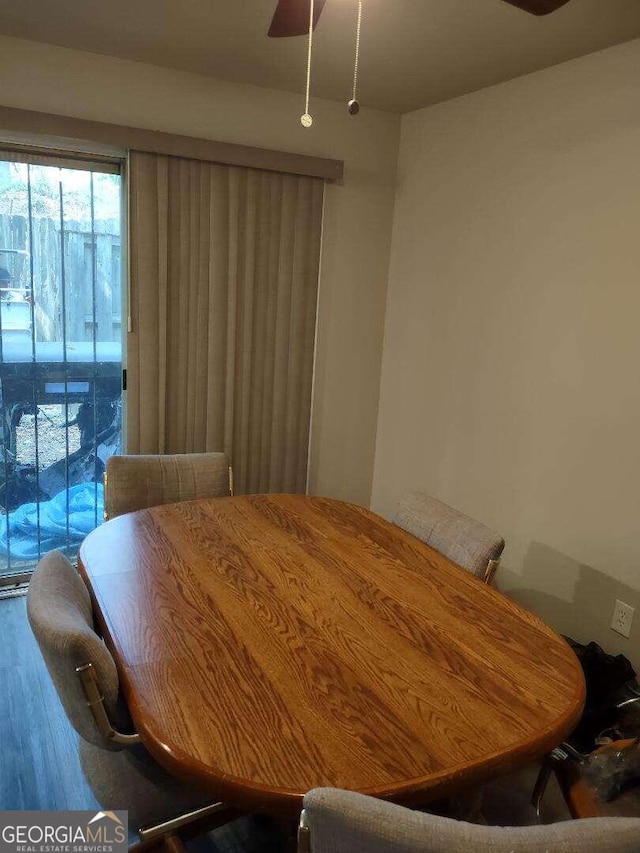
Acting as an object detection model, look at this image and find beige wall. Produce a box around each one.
[372,39,640,669]
[0,34,400,507]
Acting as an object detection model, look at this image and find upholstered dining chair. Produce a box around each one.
[104,452,233,521]
[298,788,640,853]
[27,551,239,848]
[393,491,505,584]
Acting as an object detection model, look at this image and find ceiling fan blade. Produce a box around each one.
[268,0,328,37]
[502,0,572,14]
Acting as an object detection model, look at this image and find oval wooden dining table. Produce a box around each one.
[78,494,585,816]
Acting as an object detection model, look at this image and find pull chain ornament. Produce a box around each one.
[348,0,363,115]
[301,0,315,127]
[300,0,363,126]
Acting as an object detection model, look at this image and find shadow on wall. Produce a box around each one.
[498,541,640,674]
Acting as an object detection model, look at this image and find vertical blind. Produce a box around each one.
[127,151,324,494]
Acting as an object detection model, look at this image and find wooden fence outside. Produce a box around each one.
[0,213,121,344]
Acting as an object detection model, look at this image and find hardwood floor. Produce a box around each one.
[0,593,99,811]
[0,594,286,852]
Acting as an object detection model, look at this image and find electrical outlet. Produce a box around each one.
[612,599,635,638]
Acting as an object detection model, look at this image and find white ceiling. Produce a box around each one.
[1,0,640,113]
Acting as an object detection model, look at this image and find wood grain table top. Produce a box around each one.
[78,494,585,815]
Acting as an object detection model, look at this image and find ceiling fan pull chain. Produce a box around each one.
[348,0,363,115]
[301,0,315,127]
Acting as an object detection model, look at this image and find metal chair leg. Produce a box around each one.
[297,809,311,853]
[532,756,555,819]
[532,744,588,818]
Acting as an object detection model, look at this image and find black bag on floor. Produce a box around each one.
[564,637,637,753]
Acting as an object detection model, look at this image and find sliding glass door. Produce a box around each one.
[0,149,124,584]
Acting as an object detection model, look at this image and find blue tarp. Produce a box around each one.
[0,482,103,559]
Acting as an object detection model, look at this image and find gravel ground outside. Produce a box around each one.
[15,404,82,469]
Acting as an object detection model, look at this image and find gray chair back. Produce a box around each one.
[394,491,504,582]
[104,451,233,520]
[27,550,130,750]
[301,788,640,853]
